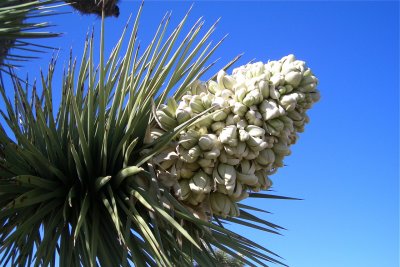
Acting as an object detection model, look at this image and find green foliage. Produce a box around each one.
[0,0,61,69]
[0,6,289,267]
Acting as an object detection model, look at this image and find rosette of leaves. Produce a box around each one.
[0,0,120,73]
[0,6,289,267]
[0,0,62,70]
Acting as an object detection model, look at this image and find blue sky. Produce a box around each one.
[2,1,399,267]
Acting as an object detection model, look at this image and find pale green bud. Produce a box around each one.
[217,70,236,90]
[300,75,318,86]
[198,158,214,168]
[225,114,235,126]
[237,172,258,186]
[220,89,234,99]
[300,83,317,93]
[273,142,291,156]
[197,115,214,127]
[287,109,303,121]
[256,148,275,166]
[274,154,285,168]
[207,80,220,94]
[238,129,250,142]
[281,54,296,66]
[269,85,281,100]
[212,110,228,121]
[236,119,248,129]
[178,180,191,200]
[212,96,229,110]
[201,93,213,109]
[284,71,303,87]
[232,102,248,116]
[176,107,192,124]
[156,109,178,129]
[280,92,304,111]
[187,192,206,206]
[246,125,265,137]
[190,80,207,95]
[245,109,263,127]
[211,121,225,133]
[230,181,243,200]
[260,100,285,121]
[246,136,267,151]
[260,80,270,98]
[270,73,284,87]
[267,118,285,133]
[244,150,259,160]
[279,116,294,132]
[239,160,256,174]
[178,145,201,163]
[242,89,263,107]
[214,163,236,186]
[203,148,221,160]
[230,190,249,202]
[219,150,241,165]
[210,192,237,218]
[198,134,218,151]
[219,125,238,146]
[189,95,205,113]
[235,142,248,158]
[179,130,199,149]
[189,171,212,194]
[235,85,247,102]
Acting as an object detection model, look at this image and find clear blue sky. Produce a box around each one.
[2,1,399,267]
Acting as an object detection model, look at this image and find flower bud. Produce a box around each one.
[179,130,199,149]
[232,102,248,116]
[178,145,201,163]
[256,148,275,166]
[213,163,236,186]
[219,150,241,165]
[219,125,238,146]
[190,80,207,95]
[187,192,206,206]
[175,107,192,124]
[156,109,178,129]
[246,125,265,137]
[198,134,218,151]
[189,171,212,194]
[177,180,191,200]
[259,100,285,121]
[238,129,250,142]
[217,70,236,90]
[207,80,220,94]
[203,148,221,160]
[284,71,302,87]
[273,142,291,156]
[210,192,237,218]
[237,172,258,186]
[242,88,263,107]
[189,95,205,113]
[211,121,225,134]
[212,110,228,121]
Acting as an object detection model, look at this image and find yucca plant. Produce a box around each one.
[0,0,62,70]
[0,3,320,267]
[0,0,120,72]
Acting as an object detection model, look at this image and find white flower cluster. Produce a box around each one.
[152,54,320,218]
